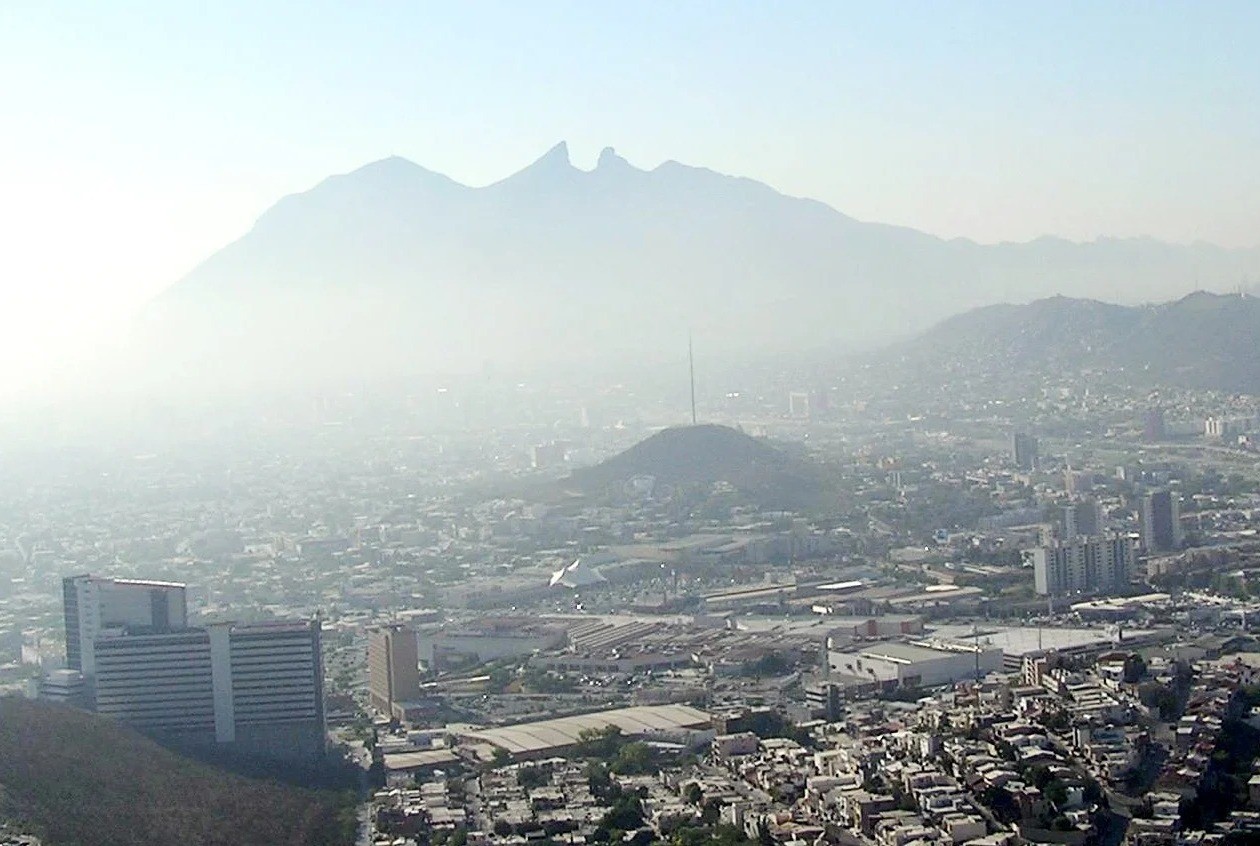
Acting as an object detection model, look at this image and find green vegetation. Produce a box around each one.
[669,822,767,846]
[575,726,662,775]
[0,697,355,846]
[741,710,817,749]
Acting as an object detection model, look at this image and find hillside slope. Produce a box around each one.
[0,697,353,846]
[894,291,1260,393]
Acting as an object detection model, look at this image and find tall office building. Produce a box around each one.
[1029,534,1133,596]
[92,619,325,762]
[1143,408,1166,442]
[368,624,421,717]
[1011,432,1039,471]
[1060,499,1102,540]
[1140,490,1182,553]
[62,574,187,679]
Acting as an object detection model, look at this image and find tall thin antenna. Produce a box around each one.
[688,331,697,425]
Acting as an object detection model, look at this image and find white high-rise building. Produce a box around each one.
[1029,534,1133,596]
[62,574,187,679]
[91,620,325,762]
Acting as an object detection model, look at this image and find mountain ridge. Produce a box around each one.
[131,142,1260,394]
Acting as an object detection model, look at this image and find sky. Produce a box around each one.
[1,1,1258,395]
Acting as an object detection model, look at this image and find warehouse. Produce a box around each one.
[459,704,712,760]
[828,639,1003,691]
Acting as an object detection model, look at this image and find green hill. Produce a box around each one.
[0,697,355,846]
[569,424,828,510]
[895,291,1260,393]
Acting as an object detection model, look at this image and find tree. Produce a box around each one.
[601,796,645,831]
[587,761,620,803]
[519,767,548,789]
[612,741,656,775]
[578,725,625,759]
[684,783,704,806]
[1123,654,1147,684]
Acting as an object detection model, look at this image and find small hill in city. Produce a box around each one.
[569,424,827,509]
[0,697,354,846]
[892,291,1260,393]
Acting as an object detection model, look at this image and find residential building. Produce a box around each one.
[1060,499,1102,539]
[1028,534,1133,596]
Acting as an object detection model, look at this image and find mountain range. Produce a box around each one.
[891,290,1260,394]
[133,143,1260,392]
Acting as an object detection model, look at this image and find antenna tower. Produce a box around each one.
[688,331,697,425]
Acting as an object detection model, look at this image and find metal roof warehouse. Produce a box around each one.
[460,704,711,758]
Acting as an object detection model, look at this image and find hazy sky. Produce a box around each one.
[1,1,1258,394]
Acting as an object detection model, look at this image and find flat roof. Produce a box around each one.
[929,624,1159,656]
[462,704,710,755]
[110,577,186,589]
[383,749,460,771]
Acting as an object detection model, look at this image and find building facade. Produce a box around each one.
[62,574,187,679]
[1029,534,1133,596]
[91,620,325,762]
[1140,490,1182,553]
[1011,432,1039,471]
[1060,499,1102,540]
[368,624,421,717]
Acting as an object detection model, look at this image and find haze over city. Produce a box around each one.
[3,1,1260,399]
[11,6,1260,846]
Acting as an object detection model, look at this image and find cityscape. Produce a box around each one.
[7,354,1260,845]
[4,4,1260,846]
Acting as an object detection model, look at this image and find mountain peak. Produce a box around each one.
[596,146,631,171]
[536,141,572,168]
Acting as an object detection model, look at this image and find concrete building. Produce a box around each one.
[1028,534,1133,596]
[62,574,187,680]
[37,668,86,707]
[1060,499,1101,540]
[416,617,566,671]
[92,619,325,762]
[368,624,421,717]
[1140,490,1182,553]
[828,640,1004,690]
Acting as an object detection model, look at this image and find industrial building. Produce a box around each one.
[828,639,1003,691]
[416,617,567,670]
[461,704,711,760]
